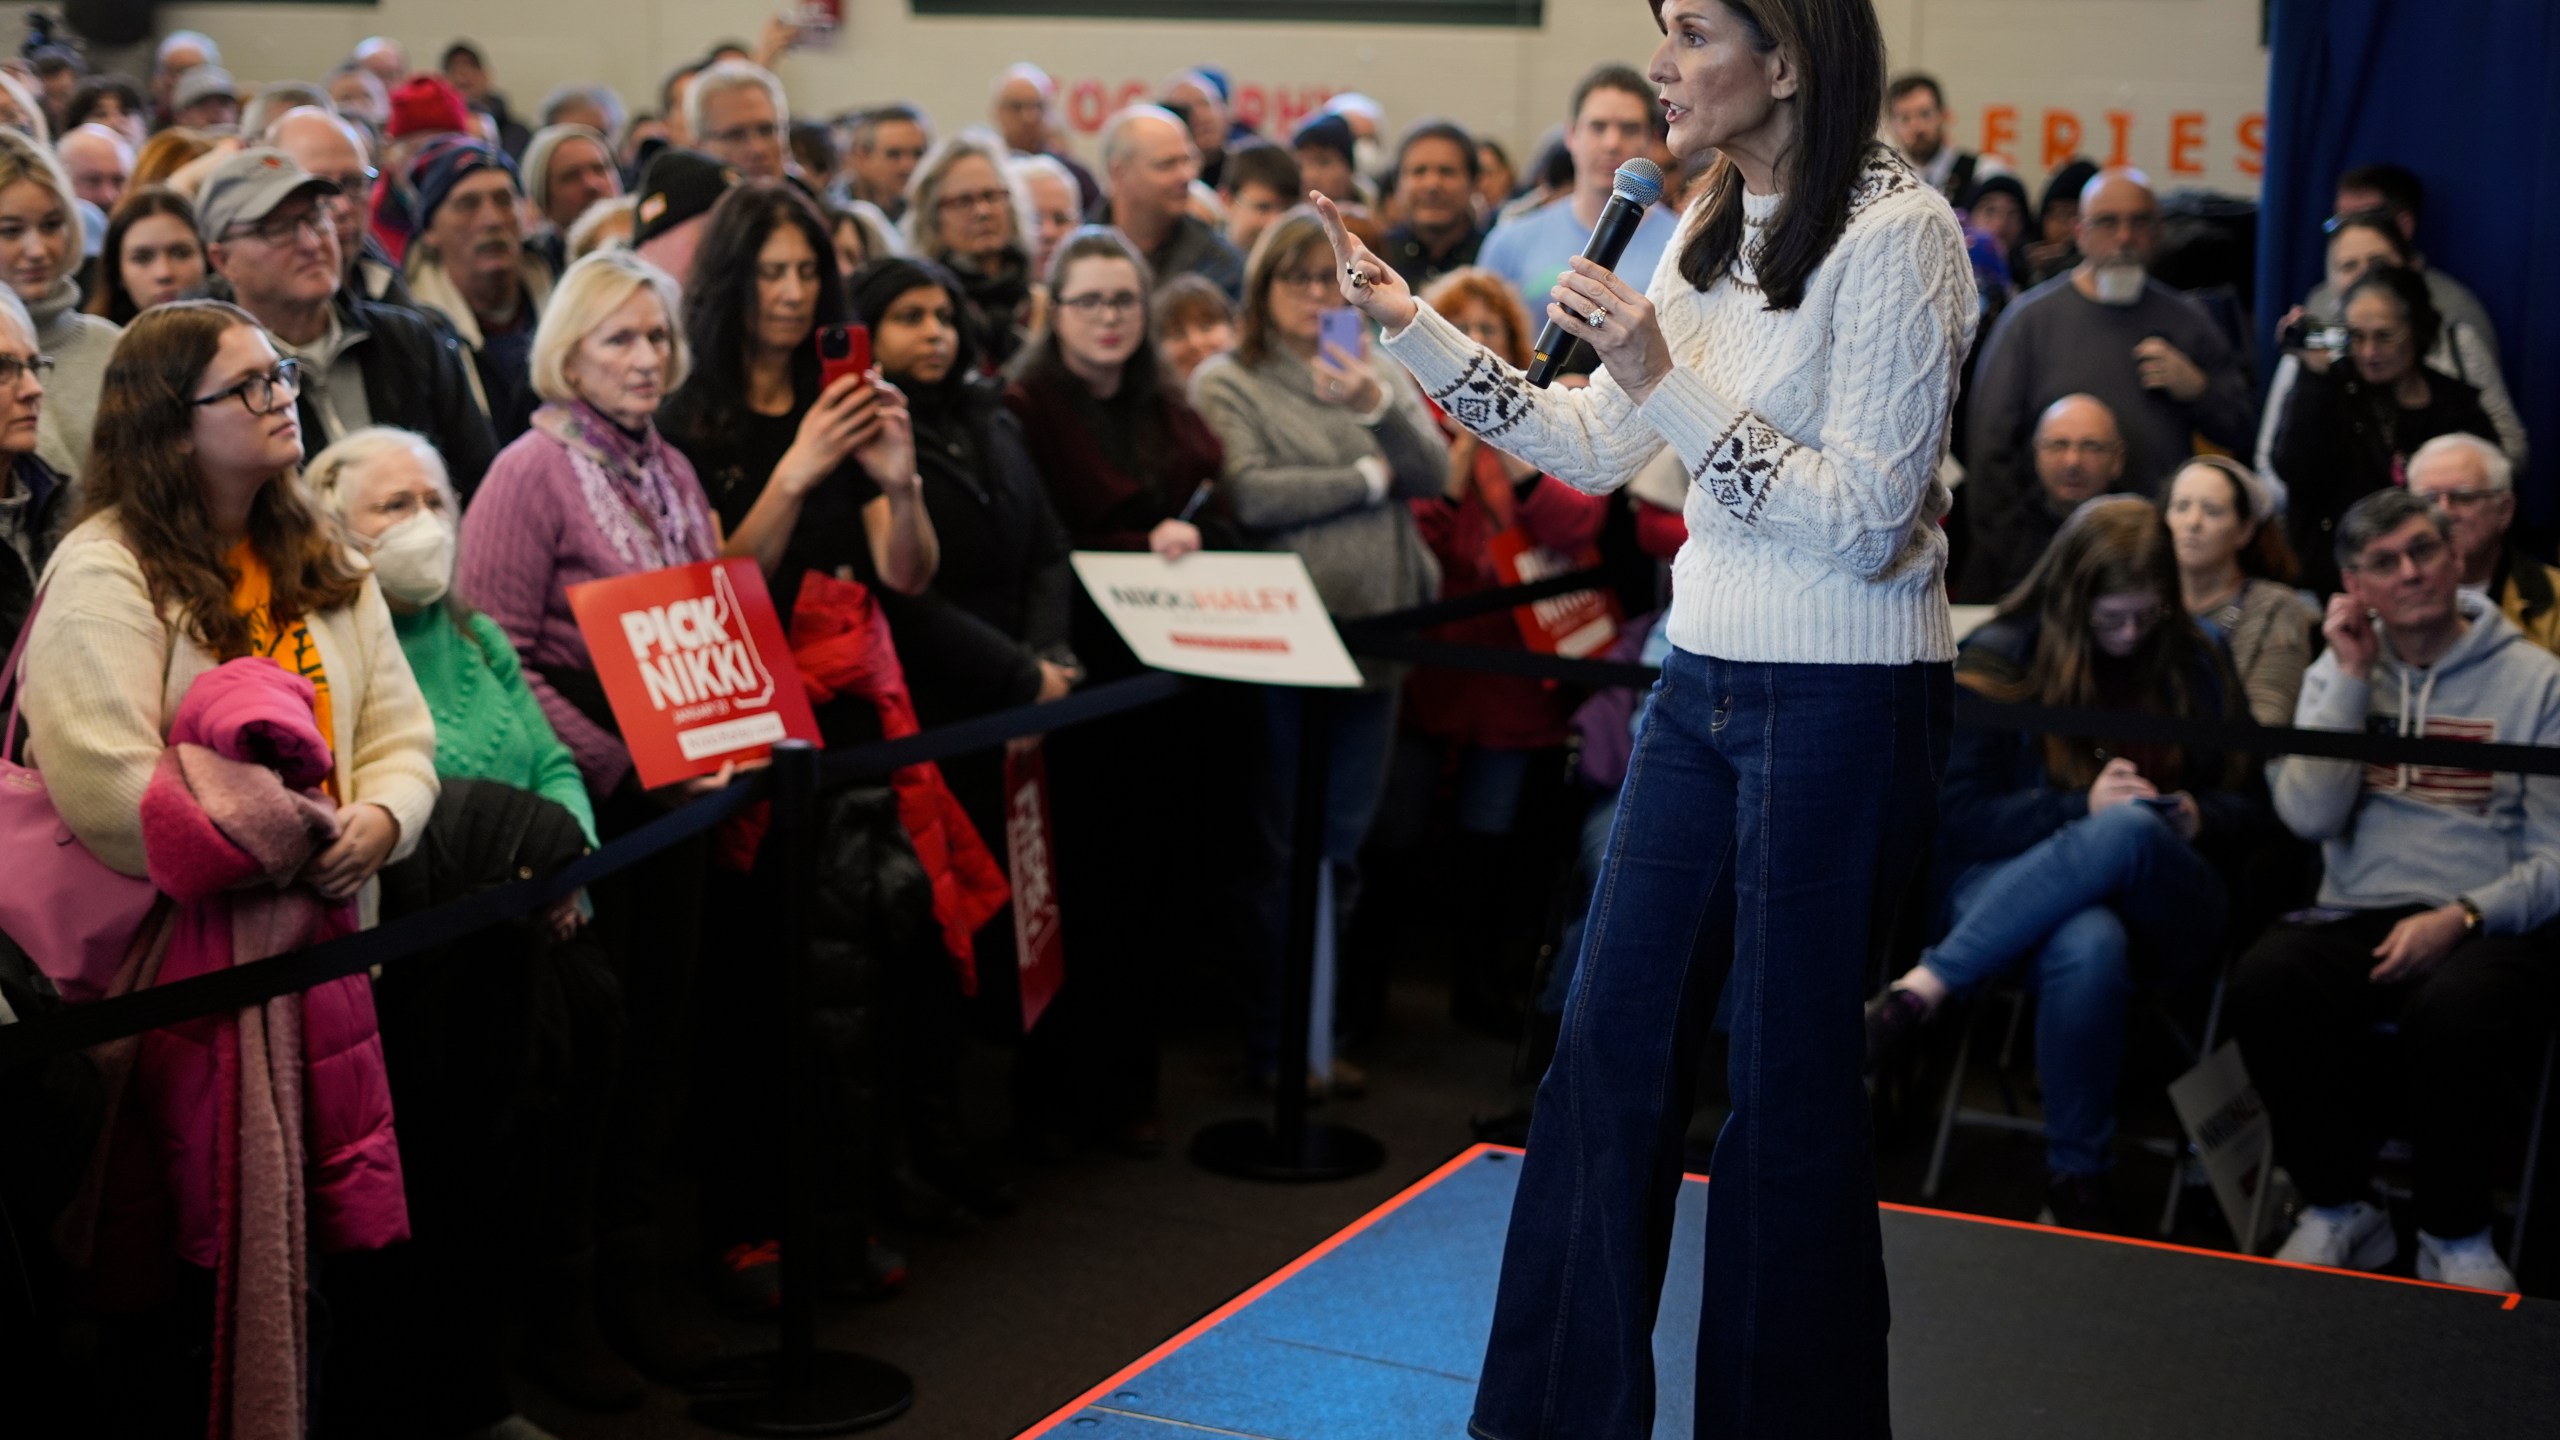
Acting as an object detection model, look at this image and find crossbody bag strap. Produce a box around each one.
[2,583,44,764]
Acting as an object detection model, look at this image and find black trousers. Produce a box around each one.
[2227,908,2558,1238]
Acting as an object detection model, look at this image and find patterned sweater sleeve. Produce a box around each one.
[1633,198,1976,581]
[1376,306,1663,498]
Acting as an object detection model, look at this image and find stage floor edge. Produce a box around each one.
[1015,1143,2555,1440]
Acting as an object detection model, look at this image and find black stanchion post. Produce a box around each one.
[1191,687,1386,1183]
[693,741,916,1435]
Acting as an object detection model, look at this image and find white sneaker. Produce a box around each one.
[2273,1200,2397,1271]
[2416,1229,2517,1292]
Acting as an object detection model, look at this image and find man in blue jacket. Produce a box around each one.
[2232,487,2560,1293]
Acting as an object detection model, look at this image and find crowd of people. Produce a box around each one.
[0,17,2549,1440]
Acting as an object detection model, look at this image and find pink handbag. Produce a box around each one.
[0,589,161,1003]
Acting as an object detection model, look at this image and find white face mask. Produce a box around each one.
[364,508,456,608]
[2091,261,2147,306]
[1353,137,1385,180]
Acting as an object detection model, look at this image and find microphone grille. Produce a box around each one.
[1613,158,1666,206]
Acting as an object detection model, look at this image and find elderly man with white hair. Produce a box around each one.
[2406,431,2560,654]
[1102,103,1242,300]
[688,61,788,182]
[55,123,130,214]
[991,62,1102,212]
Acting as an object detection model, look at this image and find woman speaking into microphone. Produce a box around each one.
[1317,2,1973,1435]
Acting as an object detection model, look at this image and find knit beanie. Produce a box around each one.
[387,74,472,141]
[1961,172,2030,219]
[1291,113,1354,167]
[408,138,520,234]
[2040,159,2100,224]
[522,123,615,216]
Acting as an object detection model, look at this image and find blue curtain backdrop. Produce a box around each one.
[2260,0,2560,533]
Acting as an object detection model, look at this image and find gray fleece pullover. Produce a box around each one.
[2277,590,2560,933]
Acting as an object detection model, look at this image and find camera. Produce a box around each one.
[2279,315,2348,355]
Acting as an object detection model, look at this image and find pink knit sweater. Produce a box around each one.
[454,404,718,797]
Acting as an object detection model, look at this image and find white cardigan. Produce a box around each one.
[1381,146,1977,666]
[22,512,440,902]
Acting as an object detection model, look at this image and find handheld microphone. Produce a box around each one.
[1524,158,1666,389]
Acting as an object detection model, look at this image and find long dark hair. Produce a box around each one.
[89,186,201,325]
[77,302,364,660]
[665,179,845,437]
[1966,496,2231,790]
[1655,0,1885,310]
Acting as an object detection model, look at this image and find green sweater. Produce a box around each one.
[393,604,599,847]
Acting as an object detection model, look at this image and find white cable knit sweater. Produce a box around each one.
[1380,146,1977,666]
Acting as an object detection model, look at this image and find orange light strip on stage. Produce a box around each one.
[1012,1141,1511,1438]
[1015,1138,2529,1436]
[1473,1142,2524,1308]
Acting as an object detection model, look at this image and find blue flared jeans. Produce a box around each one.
[1471,650,1950,1440]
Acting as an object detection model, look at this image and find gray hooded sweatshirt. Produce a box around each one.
[2276,590,2560,933]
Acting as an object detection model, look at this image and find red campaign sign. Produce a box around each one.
[565,558,822,790]
[1486,529,1622,659]
[1005,736,1065,1034]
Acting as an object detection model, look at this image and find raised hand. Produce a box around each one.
[1311,192,1417,331]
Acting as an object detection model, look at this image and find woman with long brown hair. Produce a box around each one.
[19,300,437,1433]
[26,300,436,885]
[1317,1,1974,1430]
[1865,497,2261,1226]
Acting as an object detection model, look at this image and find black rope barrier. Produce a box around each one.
[0,671,1191,1069]
[9,567,2559,1069]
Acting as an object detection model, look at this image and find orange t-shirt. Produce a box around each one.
[225,539,336,797]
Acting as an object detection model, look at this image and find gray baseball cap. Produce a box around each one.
[196,148,335,241]
[172,65,240,113]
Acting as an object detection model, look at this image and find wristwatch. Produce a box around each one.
[2455,896,2484,935]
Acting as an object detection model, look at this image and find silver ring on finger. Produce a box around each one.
[1345,262,1371,289]
[1586,305,1609,328]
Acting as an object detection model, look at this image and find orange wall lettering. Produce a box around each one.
[2236,114,2266,177]
[2042,109,2083,168]
[1982,104,2017,164]
[2104,111,2135,168]
[2169,111,2207,174]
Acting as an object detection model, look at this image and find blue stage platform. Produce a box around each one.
[1019,1143,2555,1439]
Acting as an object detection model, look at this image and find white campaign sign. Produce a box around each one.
[1071,551,1362,689]
[2168,1041,2280,1253]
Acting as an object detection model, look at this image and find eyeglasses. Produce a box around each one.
[0,353,55,387]
[312,168,378,206]
[2080,212,2160,236]
[2088,602,2170,637]
[2350,534,2448,578]
[937,187,1012,215]
[2036,438,2124,459]
[231,208,331,249]
[2417,487,2499,510]
[1274,268,1337,292]
[1057,291,1142,317]
[707,120,780,149]
[192,358,302,416]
